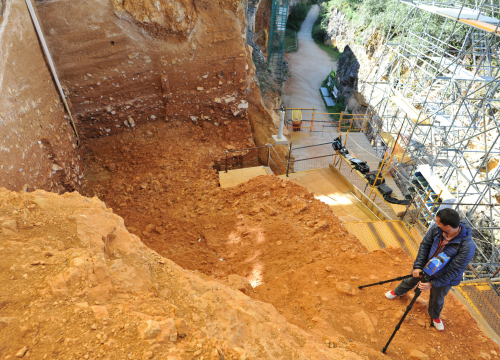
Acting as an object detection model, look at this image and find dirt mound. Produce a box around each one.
[0,187,359,359]
[250,246,500,359]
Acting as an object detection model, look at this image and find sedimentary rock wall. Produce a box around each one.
[0,0,83,193]
[35,0,251,140]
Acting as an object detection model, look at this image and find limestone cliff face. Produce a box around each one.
[325,8,385,113]
[35,0,251,140]
[0,0,83,194]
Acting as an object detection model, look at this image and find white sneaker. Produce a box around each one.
[385,290,398,299]
[433,319,444,331]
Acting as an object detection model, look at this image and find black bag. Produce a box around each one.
[350,159,370,174]
[384,195,410,205]
[378,183,393,196]
[339,148,349,156]
[350,158,365,166]
[366,174,385,186]
[355,163,370,174]
[332,137,343,151]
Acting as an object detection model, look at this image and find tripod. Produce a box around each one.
[359,273,434,354]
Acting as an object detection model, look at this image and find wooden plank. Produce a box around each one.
[460,19,500,35]
[390,96,431,125]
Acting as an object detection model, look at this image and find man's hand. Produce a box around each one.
[418,282,432,291]
[412,269,422,278]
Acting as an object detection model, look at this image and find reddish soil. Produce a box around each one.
[250,246,498,359]
[0,0,82,193]
[80,122,362,285]
[79,120,500,359]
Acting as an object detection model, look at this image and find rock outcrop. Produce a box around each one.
[325,7,385,114]
[35,0,250,140]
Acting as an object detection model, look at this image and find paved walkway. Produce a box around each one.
[282,5,336,111]
[280,6,403,220]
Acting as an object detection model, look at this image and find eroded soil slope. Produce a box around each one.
[80,126,364,287]
[2,177,498,359]
[0,188,354,359]
[77,125,500,359]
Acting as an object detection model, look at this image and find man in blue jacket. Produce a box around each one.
[385,208,476,331]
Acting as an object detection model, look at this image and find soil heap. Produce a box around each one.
[2,173,499,359]
[0,187,353,359]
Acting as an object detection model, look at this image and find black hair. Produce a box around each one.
[436,208,460,228]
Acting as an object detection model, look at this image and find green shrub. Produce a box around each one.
[286,2,312,31]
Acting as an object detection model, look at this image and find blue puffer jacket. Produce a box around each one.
[413,222,476,288]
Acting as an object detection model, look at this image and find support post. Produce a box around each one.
[267,145,271,167]
[310,110,315,133]
[333,130,341,166]
[286,142,292,177]
[272,106,288,145]
[225,150,229,173]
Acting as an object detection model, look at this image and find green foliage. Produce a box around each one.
[310,2,342,60]
[316,0,475,43]
[287,2,312,32]
[284,29,298,53]
[311,2,331,43]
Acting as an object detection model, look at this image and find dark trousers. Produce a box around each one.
[394,276,452,319]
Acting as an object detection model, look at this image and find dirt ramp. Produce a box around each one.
[0,187,358,359]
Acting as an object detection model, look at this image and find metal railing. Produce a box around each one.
[224,144,287,175]
[286,142,336,176]
[284,108,369,133]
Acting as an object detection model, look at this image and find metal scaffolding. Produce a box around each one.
[362,0,500,277]
[268,0,289,85]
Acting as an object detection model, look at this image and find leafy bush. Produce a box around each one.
[286,2,312,31]
[321,0,473,42]
[311,2,331,43]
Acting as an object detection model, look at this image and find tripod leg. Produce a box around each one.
[382,289,422,354]
[358,274,413,290]
[429,290,434,327]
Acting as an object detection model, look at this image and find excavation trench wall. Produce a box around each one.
[0,0,83,193]
[34,0,252,141]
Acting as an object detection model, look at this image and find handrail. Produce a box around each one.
[266,143,288,172]
[226,145,269,153]
[224,143,288,174]
[293,142,334,150]
[290,153,336,162]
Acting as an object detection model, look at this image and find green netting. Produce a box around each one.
[267,0,289,86]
